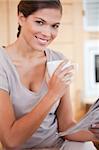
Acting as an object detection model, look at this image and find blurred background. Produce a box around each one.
[0,0,99,148]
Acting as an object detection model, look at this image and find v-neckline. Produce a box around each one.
[1,47,48,96]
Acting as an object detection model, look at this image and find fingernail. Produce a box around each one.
[91,124,96,128]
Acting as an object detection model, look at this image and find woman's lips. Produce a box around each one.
[35,36,49,45]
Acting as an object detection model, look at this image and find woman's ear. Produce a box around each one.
[18,12,26,27]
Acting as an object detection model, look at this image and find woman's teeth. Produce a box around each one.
[35,36,48,44]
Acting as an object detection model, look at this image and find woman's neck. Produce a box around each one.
[7,37,45,59]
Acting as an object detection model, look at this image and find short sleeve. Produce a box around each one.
[0,65,9,93]
[55,51,66,60]
[47,48,68,62]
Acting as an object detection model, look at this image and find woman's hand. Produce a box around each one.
[89,123,99,140]
[47,61,74,99]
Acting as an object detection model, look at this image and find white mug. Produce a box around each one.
[47,60,74,77]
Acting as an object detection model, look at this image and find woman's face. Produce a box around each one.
[19,8,62,51]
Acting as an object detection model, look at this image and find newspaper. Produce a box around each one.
[59,98,99,136]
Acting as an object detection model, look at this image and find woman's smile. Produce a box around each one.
[19,8,62,51]
[35,35,49,45]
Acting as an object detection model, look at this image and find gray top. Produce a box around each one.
[0,47,65,149]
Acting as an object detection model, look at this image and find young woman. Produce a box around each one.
[0,0,98,149]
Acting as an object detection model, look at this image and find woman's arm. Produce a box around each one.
[56,88,99,142]
[0,61,71,149]
[56,86,76,132]
[0,90,58,149]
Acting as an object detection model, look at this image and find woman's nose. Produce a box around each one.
[41,26,52,37]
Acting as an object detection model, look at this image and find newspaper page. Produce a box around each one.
[59,98,99,136]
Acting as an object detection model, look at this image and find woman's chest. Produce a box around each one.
[16,63,46,93]
[10,78,48,118]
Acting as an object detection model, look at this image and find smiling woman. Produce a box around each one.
[0,0,98,150]
[17,5,62,52]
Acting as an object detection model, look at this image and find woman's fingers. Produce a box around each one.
[62,73,73,82]
[91,123,99,130]
[54,60,66,74]
[55,61,74,76]
[89,123,99,139]
[52,61,75,86]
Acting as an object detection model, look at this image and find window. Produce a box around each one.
[95,55,99,82]
[83,0,99,31]
[83,40,99,102]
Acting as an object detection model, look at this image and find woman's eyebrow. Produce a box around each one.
[35,17,60,25]
[35,17,46,22]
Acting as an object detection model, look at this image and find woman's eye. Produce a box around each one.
[52,24,59,29]
[35,21,44,25]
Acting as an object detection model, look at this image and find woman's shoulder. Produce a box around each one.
[0,46,7,59]
[0,47,6,65]
[46,48,67,61]
[0,47,9,67]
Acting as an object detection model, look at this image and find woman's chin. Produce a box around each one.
[32,45,48,51]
